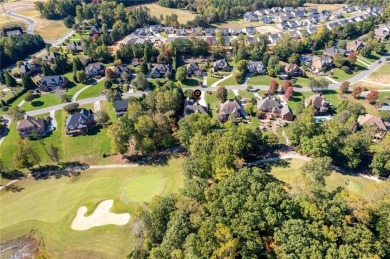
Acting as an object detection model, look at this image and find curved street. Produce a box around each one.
[5,9,36,34]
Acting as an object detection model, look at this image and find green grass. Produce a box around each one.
[21,94,63,111]
[358,52,381,64]
[366,63,390,84]
[247,75,282,86]
[227,89,236,99]
[0,159,184,258]
[204,92,219,118]
[180,78,202,88]
[286,91,311,115]
[267,159,376,196]
[378,92,390,103]
[331,64,366,82]
[0,110,116,169]
[100,101,118,122]
[322,90,341,108]
[238,90,255,99]
[276,127,287,144]
[207,71,220,86]
[218,76,238,86]
[211,18,260,28]
[248,117,260,129]
[76,80,105,100]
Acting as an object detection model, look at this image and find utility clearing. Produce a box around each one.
[71,200,130,231]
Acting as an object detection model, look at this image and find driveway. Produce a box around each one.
[6,9,36,34]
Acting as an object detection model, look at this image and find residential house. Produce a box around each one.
[66,108,94,136]
[271,7,282,13]
[283,7,294,13]
[343,5,355,13]
[245,26,256,35]
[183,97,208,116]
[260,16,273,24]
[307,27,318,35]
[212,59,232,72]
[321,10,331,16]
[135,27,151,36]
[284,12,294,19]
[304,94,330,113]
[287,20,299,28]
[149,24,162,34]
[374,26,390,41]
[291,10,305,18]
[216,28,229,36]
[257,97,282,113]
[90,25,102,35]
[339,19,349,26]
[229,28,243,36]
[223,37,231,46]
[281,105,294,121]
[244,12,258,22]
[205,28,216,36]
[346,40,365,52]
[5,29,22,37]
[113,100,129,117]
[326,22,338,30]
[191,27,203,36]
[113,65,130,78]
[264,9,273,15]
[357,114,387,140]
[309,8,318,14]
[16,115,47,138]
[85,62,106,78]
[206,36,217,45]
[296,7,306,12]
[311,56,333,72]
[323,46,347,56]
[162,27,174,34]
[277,15,290,23]
[255,9,266,16]
[218,100,248,122]
[187,62,200,76]
[284,63,303,77]
[332,10,343,18]
[278,21,290,30]
[349,17,358,23]
[268,33,281,44]
[247,61,266,74]
[39,75,68,91]
[176,29,188,36]
[150,64,171,78]
[42,52,61,65]
[66,41,83,52]
[288,30,301,39]
[19,63,41,77]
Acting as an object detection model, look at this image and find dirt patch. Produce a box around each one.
[304,3,345,11]
[256,25,282,34]
[366,63,390,84]
[0,237,40,259]
[139,4,196,24]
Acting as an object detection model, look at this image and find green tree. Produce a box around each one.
[4,70,17,87]
[132,72,149,91]
[21,74,36,90]
[13,138,41,169]
[95,109,110,125]
[175,66,187,83]
[49,144,60,164]
[370,151,390,176]
[216,86,227,103]
[300,156,332,186]
[360,45,372,58]
[6,106,25,121]
[76,70,86,83]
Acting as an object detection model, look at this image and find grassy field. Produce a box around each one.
[366,63,390,84]
[219,76,238,87]
[331,64,366,82]
[15,9,70,40]
[0,16,27,30]
[238,90,255,99]
[0,109,117,169]
[141,4,196,24]
[207,71,221,86]
[322,90,341,108]
[76,80,106,100]
[211,18,259,29]
[304,3,345,11]
[227,89,236,99]
[247,75,283,86]
[267,158,376,196]
[21,93,63,111]
[0,159,184,258]
[204,92,219,118]
[286,91,312,114]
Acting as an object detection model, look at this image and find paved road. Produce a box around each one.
[6,9,36,34]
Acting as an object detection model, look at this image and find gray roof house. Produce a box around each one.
[39,75,68,91]
[257,97,282,112]
[245,26,256,35]
[16,115,46,138]
[304,94,329,113]
[113,100,129,117]
[85,62,106,77]
[205,28,216,36]
[244,12,258,22]
[212,59,232,72]
[218,100,248,122]
[187,62,200,76]
[323,46,346,56]
[191,27,203,36]
[247,61,266,74]
[66,41,83,52]
[183,97,208,116]
[261,17,273,24]
[113,65,130,78]
[151,64,171,78]
[6,29,22,36]
[281,105,294,121]
[20,63,41,76]
[176,29,188,36]
[65,108,93,136]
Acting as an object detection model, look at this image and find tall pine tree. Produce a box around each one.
[4,70,17,87]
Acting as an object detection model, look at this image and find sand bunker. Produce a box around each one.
[71,200,130,231]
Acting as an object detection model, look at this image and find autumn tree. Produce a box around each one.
[268,80,279,95]
[284,86,294,100]
[105,68,115,81]
[366,90,379,104]
[281,80,293,93]
[340,81,350,93]
[352,86,362,99]
[216,86,227,103]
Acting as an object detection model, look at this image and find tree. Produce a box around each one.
[281,80,293,93]
[370,151,390,176]
[216,86,227,102]
[64,15,75,28]
[141,61,148,74]
[13,138,41,169]
[379,110,390,121]
[352,86,363,99]
[244,102,254,115]
[347,52,357,65]
[49,144,60,164]
[340,81,350,93]
[132,72,149,91]
[76,70,86,83]
[104,80,112,89]
[24,91,35,102]
[105,68,115,81]
[360,45,372,58]
[300,156,332,186]
[268,80,279,95]
[21,74,36,90]
[175,66,187,83]
[4,70,17,87]
[95,110,110,125]
[333,53,346,68]
[63,103,79,114]
[284,87,294,100]
[106,89,122,102]
[366,90,379,104]
[6,107,25,121]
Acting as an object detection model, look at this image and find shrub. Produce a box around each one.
[341,66,352,74]
[379,111,390,121]
[63,103,79,114]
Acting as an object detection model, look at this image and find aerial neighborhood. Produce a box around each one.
[0,0,390,258]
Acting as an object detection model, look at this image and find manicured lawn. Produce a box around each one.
[0,158,184,258]
[378,92,390,103]
[358,52,381,64]
[204,92,219,118]
[21,94,63,111]
[143,4,196,24]
[286,91,311,115]
[219,76,238,86]
[247,75,282,86]
[211,18,260,28]
[366,63,390,84]
[322,90,341,108]
[180,78,202,88]
[100,101,118,122]
[207,71,221,86]
[266,158,376,196]
[0,110,117,169]
[238,90,255,99]
[227,89,236,99]
[276,127,287,144]
[76,80,105,100]
[331,64,366,82]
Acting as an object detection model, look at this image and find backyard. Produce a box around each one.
[0,159,184,258]
[141,4,196,24]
